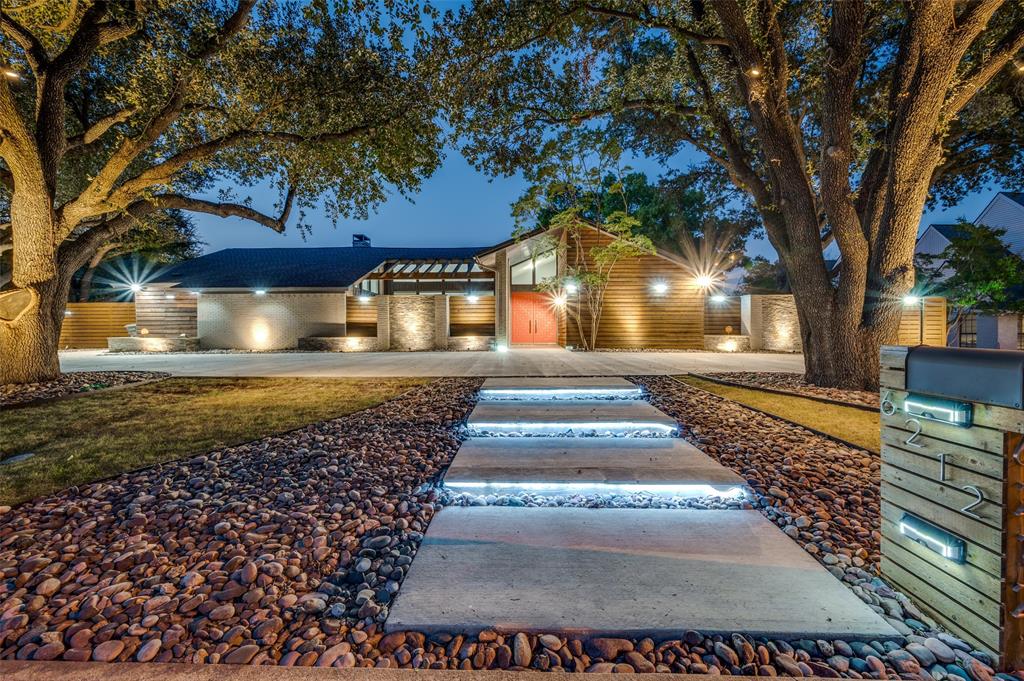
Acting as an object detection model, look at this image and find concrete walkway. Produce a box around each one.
[389,377,896,639]
[387,507,899,639]
[59,348,804,377]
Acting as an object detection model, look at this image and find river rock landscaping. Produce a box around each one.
[1,371,169,408]
[0,374,1014,679]
[703,371,880,409]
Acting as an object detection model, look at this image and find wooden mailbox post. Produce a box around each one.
[880,345,1024,667]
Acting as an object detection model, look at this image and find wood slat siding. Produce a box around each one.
[879,345,1023,667]
[897,297,947,346]
[59,302,135,348]
[704,296,741,335]
[135,288,197,337]
[449,295,495,337]
[346,296,378,336]
[563,229,704,349]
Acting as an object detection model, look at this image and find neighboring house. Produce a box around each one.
[914,191,1024,349]
[126,228,706,352]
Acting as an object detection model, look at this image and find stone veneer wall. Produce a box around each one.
[703,334,751,352]
[388,296,438,351]
[760,295,803,352]
[447,336,493,351]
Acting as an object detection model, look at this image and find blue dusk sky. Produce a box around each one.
[194,142,1008,263]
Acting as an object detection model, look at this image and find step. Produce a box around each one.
[480,377,642,400]
[386,507,900,640]
[443,437,746,497]
[466,400,678,437]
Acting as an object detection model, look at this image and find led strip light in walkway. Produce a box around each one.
[478,387,644,400]
[443,480,747,498]
[467,421,678,437]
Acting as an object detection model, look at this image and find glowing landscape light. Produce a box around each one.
[466,294,479,303]
[552,294,567,307]
[468,421,678,437]
[495,343,509,353]
[651,281,669,295]
[358,294,371,303]
[565,282,578,294]
[902,295,920,306]
[3,69,20,80]
[479,387,643,400]
[710,294,728,303]
[129,283,143,293]
[443,480,746,499]
[694,274,714,289]
[253,289,267,296]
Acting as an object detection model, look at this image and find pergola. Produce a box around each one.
[356,258,494,295]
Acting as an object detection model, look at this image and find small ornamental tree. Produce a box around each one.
[916,220,1024,337]
[516,145,655,350]
[0,0,444,384]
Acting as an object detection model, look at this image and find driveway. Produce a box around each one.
[60,348,804,377]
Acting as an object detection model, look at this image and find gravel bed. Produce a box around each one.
[0,375,1007,678]
[1,371,170,408]
[702,371,880,408]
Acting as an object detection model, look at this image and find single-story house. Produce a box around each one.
[120,227,708,352]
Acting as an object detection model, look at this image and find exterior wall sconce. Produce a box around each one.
[253,289,267,296]
[903,295,921,306]
[710,294,727,303]
[651,281,669,295]
[129,283,143,293]
[694,274,714,289]
[565,282,578,294]
[467,295,479,303]
[358,295,371,303]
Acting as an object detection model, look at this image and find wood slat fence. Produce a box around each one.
[59,302,135,349]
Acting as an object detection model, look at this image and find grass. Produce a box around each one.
[676,375,880,453]
[0,377,430,506]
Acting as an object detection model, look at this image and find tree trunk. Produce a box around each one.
[0,276,69,384]
[77,244,117,301]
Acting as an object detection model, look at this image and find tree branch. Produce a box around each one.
[579,3,729,46]
[145,189,295,233]
[945,23,1024,117]
[66,105,139,148]
[0,10,49,74]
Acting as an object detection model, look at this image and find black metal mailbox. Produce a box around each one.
[905,346,1024,409]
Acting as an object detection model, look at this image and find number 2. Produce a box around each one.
[960,485,985,520]
[904,419,923,448]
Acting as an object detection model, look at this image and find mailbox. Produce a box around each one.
[880,345,1024,669]
[905,346,1024,409]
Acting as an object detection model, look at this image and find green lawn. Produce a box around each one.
[676,375,880,453]
[0,377,430,506]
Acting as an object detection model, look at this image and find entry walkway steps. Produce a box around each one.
[480,376,642,400]
[443,437,747,497]
[386,507,899,639]
[466,399,678,437]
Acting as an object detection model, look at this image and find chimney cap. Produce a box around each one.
[352,233,371,247]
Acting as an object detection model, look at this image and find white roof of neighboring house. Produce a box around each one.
[915,191,1024,257]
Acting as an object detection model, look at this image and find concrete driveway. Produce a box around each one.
[60,348,804,377]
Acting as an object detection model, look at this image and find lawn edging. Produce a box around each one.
[671,375,879,454]
[687,373,878,413]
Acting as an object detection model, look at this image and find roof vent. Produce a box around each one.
[352,234,371,248]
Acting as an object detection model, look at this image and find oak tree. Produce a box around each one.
[444,0,1024,388]
[0,0,444,383]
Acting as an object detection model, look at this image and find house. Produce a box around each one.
[118,228,706,352]
[914,191,1024,349]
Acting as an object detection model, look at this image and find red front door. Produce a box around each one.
[511,292,558,345]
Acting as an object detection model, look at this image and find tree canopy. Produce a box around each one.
[442,0,1024,387]
[0,0,449,383]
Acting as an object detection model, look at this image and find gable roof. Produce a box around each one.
[931,223,966,241]
[1002,192,1024,208]
[152,246,486,290]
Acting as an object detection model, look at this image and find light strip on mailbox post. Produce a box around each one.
[899,513,966,563]
[903,393,973,427]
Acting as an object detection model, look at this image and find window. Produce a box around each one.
[959,312,976,348]
[510,249,557,286]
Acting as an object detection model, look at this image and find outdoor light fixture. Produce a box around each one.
[466,294,479,303]
[748,67,761,77]
[129,283,143,293]
[164,293,175,300]
[468,421,678,437]
[3,69,19,80]
[903,295,921,306]
[651,281,669,295]
[553,294,568,307]
[903,393,973,427]
[254,289,267,296]
[358,295,371,303]
[710,294,728,303]
[479,387,644,400]
[64,310,73,316]
[694,274,714,289]
[565,282,578,294]
[443,480,746,499]
[899,513,966,563]
[191,290,201,296]
[495,343,509,353]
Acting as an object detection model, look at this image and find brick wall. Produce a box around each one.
[388,295,437,351]
[198,292,346,349]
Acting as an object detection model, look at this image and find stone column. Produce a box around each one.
[434,295,449,350]
[375,296,391,351]
[977,313,1020,350]
[494,250,509,347]
[740,295,763,350]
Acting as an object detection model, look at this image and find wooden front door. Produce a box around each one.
[511,292,558,345]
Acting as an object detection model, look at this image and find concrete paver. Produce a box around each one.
[386,507,900,640]
[59,348,805,377]
[443,437,746,495]
[466,399,678,436]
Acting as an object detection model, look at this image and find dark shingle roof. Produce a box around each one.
[1002,192,1024,208]
[931,223,966,241]
[152,246,486,289]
